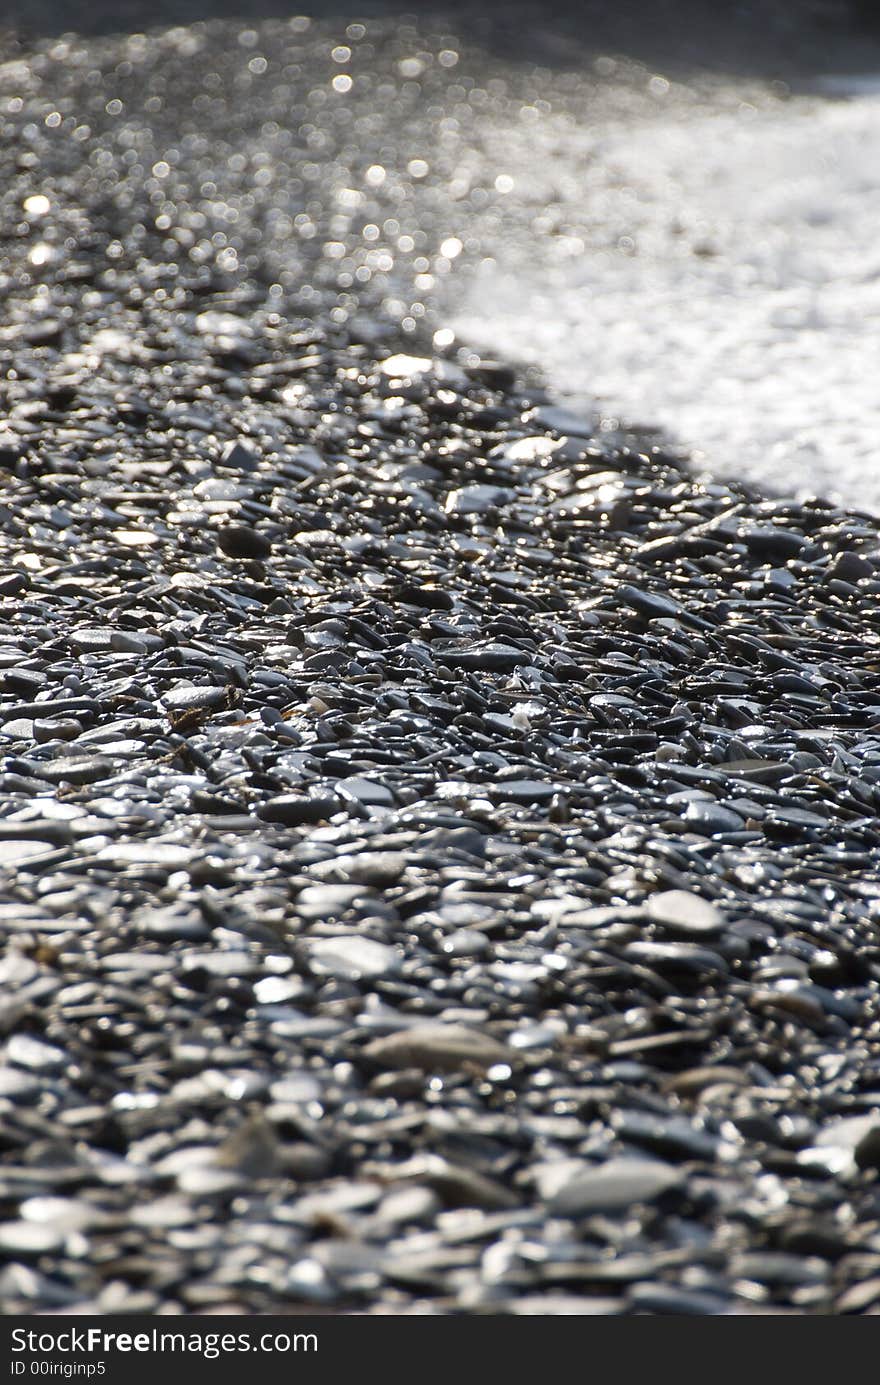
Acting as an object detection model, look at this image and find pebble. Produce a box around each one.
[336,778,395,808]
[303,935,401,980]
[682,801,746,835]
[216,525,273,560]
[489,779,562,805]
[0,1222,67,1256]
[548,1159,684,1215]
[445,485,514,515]
[161,685,229,712]
[644,890,725,937]
[318,851,408,886]
[439,644,530,673]
[257,794,340,825]
[34,755,116,786]
[363,1024,511,1073]
[625,1283,731,1315]
[737,525,805,561]
[611,1110,723,1161]
[6,1036,68,1073]
[824,550,874,584]
[624,940,729,978]
[619,585,683,622]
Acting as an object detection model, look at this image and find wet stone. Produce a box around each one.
[439,644,531,673]
[611,1110,723,1162]
[161,685,229,712]
[824,550,874,584]
[623,940,729,978]
[2,30,880,1313]
[445,485,515,515]
[303,935,401,980]
[682,801,746,835]
[489,779,562,805]
[216,525,273,560]
[644,890,724,937]
[362,1024,510,1074]
[257,794,341,826]
[34,755,115,786]
[737,525,806,561]
[6,1036,68,1074]
[548,1158,683,1216]
[618,585,683,621]
[336,778,395,808]
[0,1222,67,1256]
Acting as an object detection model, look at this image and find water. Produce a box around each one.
[447,70,880,511]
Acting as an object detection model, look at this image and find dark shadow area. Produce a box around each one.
[3,0,880,81]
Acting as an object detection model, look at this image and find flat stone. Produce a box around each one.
[295,883,366,919]
[36,755,115,786]
[363,1024,510,1073]
[303,935,401,980]
[548,1158,683,1215]
[626,1283,730,1315]
[644,889,724,937]
[216,525,272,560]
[6,1035,68,1073]
[94,842,193,868]
[619,585,682,621]
[683,801,746,835]
[0,840,61,866]
[489,779,562,805]
[0,719,34,740]
[612,1110,723,1161]
[161,685,229,712]
[0,1222,66,1255]
[439,643,530,673]
[257,794,340,825]
[737,525,805,561]
[336,777,395,808]
[317,851,408,886]
[624,940,728,977]
[445,485,515,515]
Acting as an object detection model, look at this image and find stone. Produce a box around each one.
[216,525,272,560]
[682,801,746,835]
[257,794,340,826]
[548,1158,683,1215]
[363,1024,510,1073]
[303,935,400,980]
